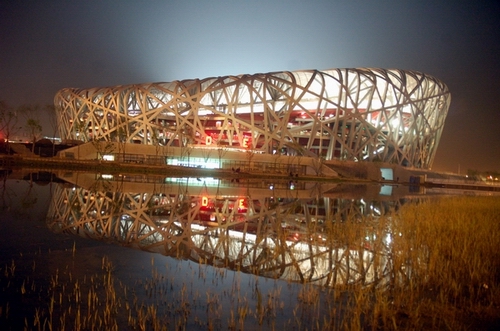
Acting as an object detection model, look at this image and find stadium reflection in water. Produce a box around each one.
[47,173,417,288]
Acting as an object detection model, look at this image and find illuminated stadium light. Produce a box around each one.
[55,68,450,168]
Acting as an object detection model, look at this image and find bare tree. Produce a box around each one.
[26,118,42,153]
[17,105,48,152]
[44,104,58,155]
[72,118,89,141]
[18,104,44,153]
[181,145,193,165]
[91,139,115,160]
[201,147,212,165]
[245,148,255,172]
[151,128,163,162]
[216,139,228,169]
[0,101,21,153]
[116,127,127,161]
[311,157,324,176]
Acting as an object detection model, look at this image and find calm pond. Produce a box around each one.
[0,169,493,330]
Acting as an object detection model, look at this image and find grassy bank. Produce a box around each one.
[353,196,500,330]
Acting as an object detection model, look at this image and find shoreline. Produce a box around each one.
[1,155,499,194]
[0,154,347,183]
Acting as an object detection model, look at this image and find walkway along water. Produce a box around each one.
[1,154,499,194]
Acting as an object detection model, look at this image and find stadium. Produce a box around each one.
[54,68,450,173]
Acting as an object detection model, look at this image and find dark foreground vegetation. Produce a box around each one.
[1,196,499,330]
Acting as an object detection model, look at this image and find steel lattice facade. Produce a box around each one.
[55,68,450,168]
[47,177,399,286]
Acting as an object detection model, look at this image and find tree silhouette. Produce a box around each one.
[0,101,21,153]
[18,104,45,153]
[26,118,42,153]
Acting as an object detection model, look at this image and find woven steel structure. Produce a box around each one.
[47,178,399,286]
[55,68,450,168]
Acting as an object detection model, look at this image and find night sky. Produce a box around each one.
[1,0,499,173]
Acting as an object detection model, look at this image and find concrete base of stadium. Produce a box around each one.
[56,141,339,177]
[55,142,443,185]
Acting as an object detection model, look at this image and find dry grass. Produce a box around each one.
[1,196,499,330]
[356,196,500,330]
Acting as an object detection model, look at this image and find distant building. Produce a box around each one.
[54,68,450,169]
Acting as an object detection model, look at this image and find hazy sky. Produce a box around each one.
[1,0,499,172]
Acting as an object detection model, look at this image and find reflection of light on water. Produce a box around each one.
[47,180,414,288]
[385,233,392,245]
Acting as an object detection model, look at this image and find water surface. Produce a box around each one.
[0,170,438,330]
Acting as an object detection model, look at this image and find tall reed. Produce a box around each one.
[1,196,499,330]
[355,196,500,330]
